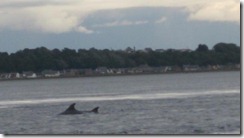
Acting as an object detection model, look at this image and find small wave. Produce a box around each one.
[0,89,239,108]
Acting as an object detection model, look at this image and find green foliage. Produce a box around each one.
[213,43,239,53]
[196,44,209,52]
[213,43,240,64]
[0,43,240,73]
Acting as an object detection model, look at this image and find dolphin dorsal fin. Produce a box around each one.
[91,107,99,113]
[66,103,76,111]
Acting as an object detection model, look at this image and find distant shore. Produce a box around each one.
[0,69,240,82]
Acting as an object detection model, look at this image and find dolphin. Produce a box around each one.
[59,103,99,115]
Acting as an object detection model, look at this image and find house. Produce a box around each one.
[83,69,94,75]
[0,73,10,79]
[159,66,172,72]
[178,49,192,52]
[114,69,122,74]
[22,71,37,78]
[42,70,61,77]
[171,66,182,72]
[137,64,153,73]
[113,68,126,74]
[155,49,165,53]
[107,69,114,74]
[96,67,108,74]
[126,68,135,74]
[63,69,80,76]
[183,65,200,71]
[9,73,21,79]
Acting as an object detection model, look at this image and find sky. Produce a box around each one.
[0,0,240,53]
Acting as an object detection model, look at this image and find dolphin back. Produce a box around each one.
[59,103,99,115]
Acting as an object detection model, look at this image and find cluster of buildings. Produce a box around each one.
[125,47,193,53]
[0,70,61,80]
[0,64,240,80]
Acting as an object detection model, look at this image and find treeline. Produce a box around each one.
[0,42,240,73]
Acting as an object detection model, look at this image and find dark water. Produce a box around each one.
[0,71,240,134]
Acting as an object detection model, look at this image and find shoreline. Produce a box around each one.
[0,69,240,82]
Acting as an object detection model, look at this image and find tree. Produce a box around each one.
[213,43,239,53]
[196,44,209,52]
[213,43,240,65]
[0,42,240,73]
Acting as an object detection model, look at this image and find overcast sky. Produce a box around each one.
[0,0,240,53]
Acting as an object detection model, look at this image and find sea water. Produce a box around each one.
[0,71,240,134]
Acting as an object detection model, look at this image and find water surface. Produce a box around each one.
[0,71,240,134]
